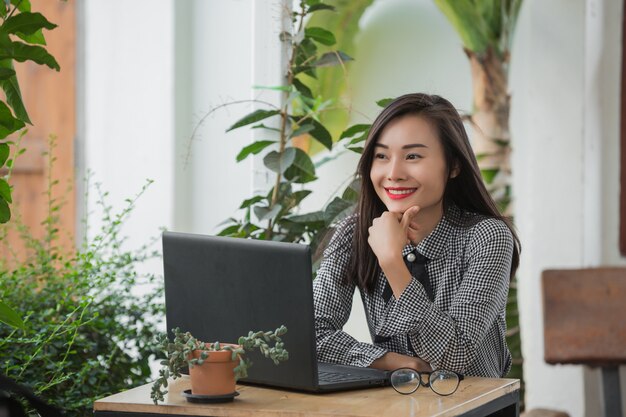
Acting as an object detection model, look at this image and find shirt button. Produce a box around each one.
[406,253,416,262]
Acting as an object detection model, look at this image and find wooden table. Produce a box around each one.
[94,376,520,417]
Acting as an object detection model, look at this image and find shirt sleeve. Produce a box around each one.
[374,218,514,374]
[313,216,388,367]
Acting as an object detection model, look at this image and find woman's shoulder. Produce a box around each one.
[459,212,514,255]
[450,207,514,247]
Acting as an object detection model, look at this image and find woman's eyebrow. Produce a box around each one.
[374,143,428,149]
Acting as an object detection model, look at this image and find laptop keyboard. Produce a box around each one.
[318,370,375,383]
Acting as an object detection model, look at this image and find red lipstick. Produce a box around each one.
[384,187,417,200]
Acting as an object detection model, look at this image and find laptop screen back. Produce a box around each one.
[162,231,318,390]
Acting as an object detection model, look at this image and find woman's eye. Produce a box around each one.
[406,153,423,160]
[374,153,387,160]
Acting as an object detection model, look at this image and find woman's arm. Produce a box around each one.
[370,351,431,372]
[313,216,388,367]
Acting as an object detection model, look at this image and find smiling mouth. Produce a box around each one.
[385,187,417,200]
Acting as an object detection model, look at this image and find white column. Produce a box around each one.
[511,1,586,415]
[82,0,175,254]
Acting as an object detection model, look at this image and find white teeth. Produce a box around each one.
[388,189,416,195]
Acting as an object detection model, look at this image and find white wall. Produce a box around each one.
[81,0,175,270]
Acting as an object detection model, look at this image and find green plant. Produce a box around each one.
[0,0,60,223]
[216,0,374,258]
[0,144,164,417]
[150,326,289,404]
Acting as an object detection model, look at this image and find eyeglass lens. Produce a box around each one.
[390,368,421,394]
[390,369,460,396]
[429,370,460,396]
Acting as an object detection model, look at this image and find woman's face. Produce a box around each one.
[369,115,451,216]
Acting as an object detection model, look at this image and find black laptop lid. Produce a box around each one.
[162,231,318,390]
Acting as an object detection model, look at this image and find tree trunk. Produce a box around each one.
[466,47,512,214]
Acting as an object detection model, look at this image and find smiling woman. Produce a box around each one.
[313,93,521,378]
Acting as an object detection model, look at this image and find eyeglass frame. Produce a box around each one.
[389,368,465,396]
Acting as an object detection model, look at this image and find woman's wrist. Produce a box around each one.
[378,256,412,298]
[370,352,431,372]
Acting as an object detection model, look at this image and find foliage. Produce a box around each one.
[303,0,374,151]
[434,0,522,58]
[150,326,288,404]
[0,149,164,417]
[217,0,374,260]
[0,0,60,223]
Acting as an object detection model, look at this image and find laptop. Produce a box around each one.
[162,231,390,392]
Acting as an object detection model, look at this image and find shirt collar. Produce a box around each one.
[401,205,460,260]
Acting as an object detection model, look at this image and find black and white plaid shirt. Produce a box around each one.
[313,205,513,378]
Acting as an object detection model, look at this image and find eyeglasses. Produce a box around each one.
[390,368,464,396]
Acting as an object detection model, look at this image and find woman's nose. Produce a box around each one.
[387,159,406,181]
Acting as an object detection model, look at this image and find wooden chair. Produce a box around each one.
[542,268,626,417]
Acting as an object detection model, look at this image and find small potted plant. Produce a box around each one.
[150,325,288,404]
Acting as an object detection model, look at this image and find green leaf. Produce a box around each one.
[287,210,325,224]
[324,197,355,224]
[284,148,316,184]
[239,195,265,209]
[313,51,353,67]
[251,123,280,132]
[347,146,364,154]
[0,197,10,222]
[10,0,31,12]
[2,12,57,36]
[263,148,296,174]
[0,60,29,123]
[0,178,12,203]
[217,224,240,237]
[0,142,8,166]
[0,41,60,70]
[0,67,15,79]
[252,85,291,92]
[308,119,332,150]
[0,300,23,328]
[236,140,276,162]
[227,109,280,132]
[15,28,46,45]
[292,189,312,205]
[305,27,336,46]
[481,168,499,184]
[293,78,313,99]
[307,3,335,13]
[290,123,314,138]
[340,123,370,140]
[0,101,25,138]
[433,0,492,53]
[376,98,394,108]
[254,204,282,222]
[341,178,361,202]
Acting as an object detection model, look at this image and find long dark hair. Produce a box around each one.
[346,93,521,293]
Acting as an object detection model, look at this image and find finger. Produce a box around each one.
[400,206,420,230]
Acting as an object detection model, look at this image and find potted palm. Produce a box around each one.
[150,325,288,404]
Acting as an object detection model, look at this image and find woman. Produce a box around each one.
[313,93,520,378]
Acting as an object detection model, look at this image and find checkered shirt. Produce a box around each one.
[313,205,513,377]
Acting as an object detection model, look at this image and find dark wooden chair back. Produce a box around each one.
[542,267,626,417]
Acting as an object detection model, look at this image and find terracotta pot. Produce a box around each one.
[188,344,240,396]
